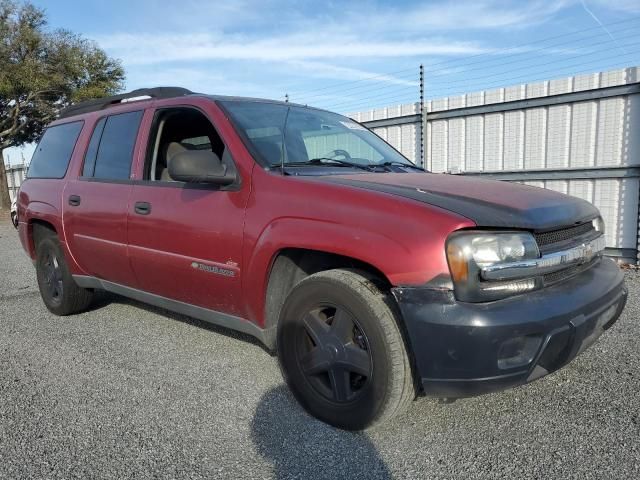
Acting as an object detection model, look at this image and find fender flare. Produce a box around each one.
[242,216,410,327]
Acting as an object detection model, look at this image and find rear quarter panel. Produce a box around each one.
[18,180,65,260]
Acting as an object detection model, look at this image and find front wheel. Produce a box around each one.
[277,269,415,430]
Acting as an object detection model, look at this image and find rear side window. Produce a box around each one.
[27,121,84,179]
[84,110,143,180]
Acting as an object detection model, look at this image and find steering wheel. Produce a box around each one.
[326,149,352,161]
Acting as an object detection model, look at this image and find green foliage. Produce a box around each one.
[0,0,125,149]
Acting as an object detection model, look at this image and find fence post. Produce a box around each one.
[419,64,425,168]
[637,179,640,264]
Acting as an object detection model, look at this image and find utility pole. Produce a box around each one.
[419,64,425,168]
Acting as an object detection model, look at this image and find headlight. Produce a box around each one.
[446,231,540,302]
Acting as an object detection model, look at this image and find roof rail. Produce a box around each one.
[58,87,194,119]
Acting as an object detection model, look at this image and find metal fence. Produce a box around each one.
[4,163,27,203]
[350,67,640,264]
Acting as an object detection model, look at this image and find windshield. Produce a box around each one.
[221,101,416,169]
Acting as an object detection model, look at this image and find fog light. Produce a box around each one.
[480,278,537,294]
[497,335,542,370]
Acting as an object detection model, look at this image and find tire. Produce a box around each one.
[277,269,415,430]
[35,228,93,315]
[11,212,18,229]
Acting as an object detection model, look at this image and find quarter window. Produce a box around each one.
[82,117,106,177]
[27,121,84,179]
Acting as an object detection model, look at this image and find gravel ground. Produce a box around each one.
[0,220,638,479]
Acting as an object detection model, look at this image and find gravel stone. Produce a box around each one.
[1,221,638,479]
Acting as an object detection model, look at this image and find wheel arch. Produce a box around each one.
[263,248,392,334]
[28,219,58,257]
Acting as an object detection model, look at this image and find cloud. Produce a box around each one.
[346,0,573,32]
[96,32,487,65]
[124,66,277,97]
[95,1,575,67]
[583,0,640,13]
[90,0,590,98]
[284,61,418,87]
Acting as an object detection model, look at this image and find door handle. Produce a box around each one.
[134,201,152,215]
[68,195,81,207]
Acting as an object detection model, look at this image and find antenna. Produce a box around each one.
[280,107,291,176]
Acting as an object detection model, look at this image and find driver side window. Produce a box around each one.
[145,107,234,182]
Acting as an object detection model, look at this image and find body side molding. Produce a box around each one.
[73,275,275,349]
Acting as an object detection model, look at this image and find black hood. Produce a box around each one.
[318,173,599,232]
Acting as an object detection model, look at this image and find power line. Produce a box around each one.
[281,15,640,100]
[321,90,420,112]
[418,15,640,72]
[284,67,417,97]
[302,31,639,110]
[290,72,418,103]
[287,17,640,109]
[427,59,639,101]
[326,49,639,113]
[423,23,639,78]
[424,37,640,91]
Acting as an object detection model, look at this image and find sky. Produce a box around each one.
[5,0,640,165]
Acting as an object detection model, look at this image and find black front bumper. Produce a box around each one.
[392,258,627,398]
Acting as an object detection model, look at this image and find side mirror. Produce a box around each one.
[168,150,236,185]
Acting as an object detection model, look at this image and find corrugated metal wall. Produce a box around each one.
[5,164,27,203]
[350,67,640,262]
[351,104,421,162]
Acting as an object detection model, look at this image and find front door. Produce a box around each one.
[127,105,248,316]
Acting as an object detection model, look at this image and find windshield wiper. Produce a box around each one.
[378,161,424,171]
[284,158,373,171]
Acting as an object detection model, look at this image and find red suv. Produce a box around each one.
[17,87,627,430]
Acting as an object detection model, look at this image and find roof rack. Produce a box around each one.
[58,87,194,119]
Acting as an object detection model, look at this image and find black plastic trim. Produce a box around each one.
[72,275,275,349]
[392,258,626,398]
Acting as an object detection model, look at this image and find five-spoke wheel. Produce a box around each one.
[298,306,372,403]
[278,269,415,430]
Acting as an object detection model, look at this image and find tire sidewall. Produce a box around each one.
[35,235,68,314]
[278,274,395,430]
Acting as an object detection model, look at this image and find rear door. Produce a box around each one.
[127,103,248,316]
[63,110,144,287]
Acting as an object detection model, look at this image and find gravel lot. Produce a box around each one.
[0,220,638,479]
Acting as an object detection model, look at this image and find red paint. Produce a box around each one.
[18,95,474,329]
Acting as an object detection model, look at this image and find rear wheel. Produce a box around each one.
[277,269,415,430]
[35,229,93,315]
[11,211,18,228]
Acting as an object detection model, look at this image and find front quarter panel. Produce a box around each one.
[242,169,474,326]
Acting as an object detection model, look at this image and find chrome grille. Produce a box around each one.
[535,222,595,248]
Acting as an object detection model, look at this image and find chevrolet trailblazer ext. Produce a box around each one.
[17,87,627,430]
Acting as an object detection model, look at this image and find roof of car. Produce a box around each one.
[57,87,309,119]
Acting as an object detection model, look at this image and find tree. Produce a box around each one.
[0,0,125,212]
